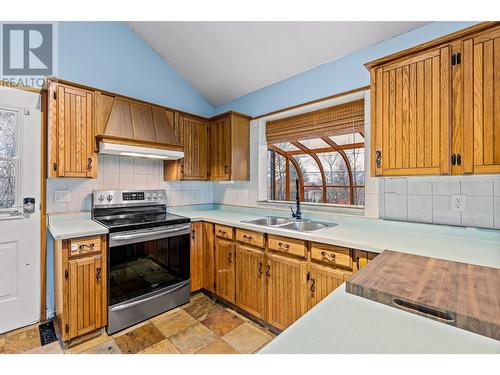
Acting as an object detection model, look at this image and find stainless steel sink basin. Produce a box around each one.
[280,221,332,233]
[241,216,334,233]
[243,216,292,226]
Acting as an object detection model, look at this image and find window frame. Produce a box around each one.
[267,134,365,206]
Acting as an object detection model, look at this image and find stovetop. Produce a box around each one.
[91,189,190,233]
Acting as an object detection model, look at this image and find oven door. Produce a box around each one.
[107,223,191,334]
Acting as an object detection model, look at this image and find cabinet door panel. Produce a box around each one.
[463,27,500,173]
[180,115,208,180]
[266,253,306,330]
[202,222,215,292]
[373,46,451,176]
[57,85,96,177]
[215,238,235,303]
[235,244,265,319]
[307,264,346,311]
[210,116,231,180]
[190,222,203,292]
[68,255,103,339]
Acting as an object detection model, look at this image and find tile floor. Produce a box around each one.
[0,293,275,354]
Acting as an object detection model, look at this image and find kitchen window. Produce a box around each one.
[266,99,365,207]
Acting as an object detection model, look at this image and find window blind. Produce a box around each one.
[266,99,364,143]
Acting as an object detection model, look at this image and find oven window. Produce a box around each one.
[109,233,190,306]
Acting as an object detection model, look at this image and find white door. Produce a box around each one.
[0,86,41,333]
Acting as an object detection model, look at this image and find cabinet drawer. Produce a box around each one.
[311,243,352,269]
[215,224,233,239]
[268,235,306,258]
[68,236,102,257]
[235,229,264,248]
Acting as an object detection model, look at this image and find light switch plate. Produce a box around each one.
[54,190,70,203]
[451,194,466,212]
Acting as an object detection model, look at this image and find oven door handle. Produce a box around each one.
[111,225,191,241]
[110,281,190,312]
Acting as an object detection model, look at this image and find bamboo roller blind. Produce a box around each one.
[266,99,365,143]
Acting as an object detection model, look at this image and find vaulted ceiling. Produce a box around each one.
[126,22,427,106]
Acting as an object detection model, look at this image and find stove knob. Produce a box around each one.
[145,193,151,200]
[153,193,158,199]
[158,193,164,199]
[98,194,104,202]
[107,194,113,202]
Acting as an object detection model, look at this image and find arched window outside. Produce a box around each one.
[267,133,365,206]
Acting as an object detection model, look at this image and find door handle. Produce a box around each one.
[258,262,263,276]
[96,267,102,281]
[228,251,233,263]
[310,279,316,293]
[87,157,93,170]
[266,265,271,277]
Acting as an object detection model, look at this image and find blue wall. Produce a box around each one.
[58,22,215,117]
[214,22,478,117]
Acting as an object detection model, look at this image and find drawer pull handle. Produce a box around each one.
[79,243,95,250]
[243,234,253,240]
[278,242,290,249]
[321,251,335,261]
[219,230,228,236]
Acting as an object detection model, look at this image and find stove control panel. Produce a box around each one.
[92,190,167,207]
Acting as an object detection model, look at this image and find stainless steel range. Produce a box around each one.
[91,189,191,335]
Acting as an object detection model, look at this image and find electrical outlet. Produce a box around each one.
[451,194,466,212]
[54,190,70,203]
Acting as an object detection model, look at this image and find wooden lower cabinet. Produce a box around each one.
[307,263,350,310]
[265,253,307,330]
[54,235,107,342]
[202,222,215,292]
[235,244,266,320]
[190,222,203,292]
[215,237,236,303]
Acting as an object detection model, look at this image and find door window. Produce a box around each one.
[0,108,19,209]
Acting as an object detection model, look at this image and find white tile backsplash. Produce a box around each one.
[46,154,214,214]
[461,180,494,196]
[407,180,432,195]
[433,180,460,195]
[432,195,462,226]
[461,196,494,228]
[494,197,500,229]
[407,195,432,223]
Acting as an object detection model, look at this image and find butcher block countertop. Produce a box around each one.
[346,250,500,341]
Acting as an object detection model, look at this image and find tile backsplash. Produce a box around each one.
[46,154,214,214]
[380,175,500,229]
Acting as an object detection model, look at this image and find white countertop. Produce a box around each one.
[48,212,108,240]
[169,204,500,268]
[259,284,500,354]
[169,204,500,354]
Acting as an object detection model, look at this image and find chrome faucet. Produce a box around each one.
[290,178,302,220]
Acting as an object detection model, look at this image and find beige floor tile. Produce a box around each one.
[139,339,180,354]
[222,323,272,354]
[201,309,244,336]
[184,296,223,321]
[168,323,218,354]
[151,309,199,337]
[114,322,165,354]
[24,341,64,354]
[82,340,121,354]
[65,333,113,354]
[225,308,250,322]
[196,339,240,354]
[3,325,41,354]
[112,320,149,338]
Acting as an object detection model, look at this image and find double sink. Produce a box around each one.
[242,216,335,233]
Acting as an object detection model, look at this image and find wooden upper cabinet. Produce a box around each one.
[210,115,232,180]
[462,26,500,174]
[235,244,266,320]
[181,115,209,180]
[209,112,250,181]
[48,82,97,178]
[370,45,452,176]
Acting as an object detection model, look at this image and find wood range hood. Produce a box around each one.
[95,91,184,160]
